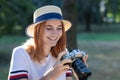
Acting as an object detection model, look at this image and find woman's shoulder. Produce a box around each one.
[13,46,25,53]
[12,46,28,57]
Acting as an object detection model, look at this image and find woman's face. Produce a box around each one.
[42,20,63,47]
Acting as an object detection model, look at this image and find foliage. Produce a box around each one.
[0,0,35,35]
[0,0,120,35]
[0,0,64,36]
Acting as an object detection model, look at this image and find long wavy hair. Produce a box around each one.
[24,21,66,62]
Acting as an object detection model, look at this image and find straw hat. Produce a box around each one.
[26,5,72,37]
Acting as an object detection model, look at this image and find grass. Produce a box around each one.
[0,35,27,54]
[0,35,27,44]
[0,33,120,80]
[78,40,120,80]
[77,33,120,41]
[0,64,9,79]
[77,33,120,80]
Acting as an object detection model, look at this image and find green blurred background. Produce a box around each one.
[0,0,120,80]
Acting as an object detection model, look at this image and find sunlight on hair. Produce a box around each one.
[22,38,35,48]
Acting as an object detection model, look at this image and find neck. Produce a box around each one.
[43,45,51,57]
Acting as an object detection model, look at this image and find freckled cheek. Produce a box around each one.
[43,30,50,36]
[59,32,62,37]
[41,32,49,40]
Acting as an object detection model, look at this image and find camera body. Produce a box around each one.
[61,49,91,80]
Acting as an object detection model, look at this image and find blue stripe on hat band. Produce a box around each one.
[34,13,63,23]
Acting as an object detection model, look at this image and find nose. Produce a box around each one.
[51,30,58,35]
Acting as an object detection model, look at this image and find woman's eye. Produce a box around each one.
[57,27,62,30]
[46,27,52,30]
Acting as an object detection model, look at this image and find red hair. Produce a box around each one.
[25,21,66,62]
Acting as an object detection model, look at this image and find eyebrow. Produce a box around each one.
[45,24,62,27]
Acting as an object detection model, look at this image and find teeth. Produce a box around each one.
[48,37,57,41]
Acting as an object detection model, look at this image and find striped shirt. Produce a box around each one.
[8,46,67,80]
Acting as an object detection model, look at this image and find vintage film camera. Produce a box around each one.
[61,49,92,80]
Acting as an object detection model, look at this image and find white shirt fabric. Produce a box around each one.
[8,46,66,80]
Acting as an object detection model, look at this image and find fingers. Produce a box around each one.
[60,59,72,66]
[55,59,72,67]
[54,59,72,71]
[57,50,67,61]
[83,54,88,62]
[82,54,89,67]
[51,59,72,79]
[71,68,79,80]
[62,64,71,71]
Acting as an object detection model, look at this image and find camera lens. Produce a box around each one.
[72,58,91,78]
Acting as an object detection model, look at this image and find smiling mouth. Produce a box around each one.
[47,37,57,41]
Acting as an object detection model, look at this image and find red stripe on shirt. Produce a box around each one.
[10,74,28,79]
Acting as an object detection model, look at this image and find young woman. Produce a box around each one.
[8,5,88,80]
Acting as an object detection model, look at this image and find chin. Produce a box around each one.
[51,43,57,47]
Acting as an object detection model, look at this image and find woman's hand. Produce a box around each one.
[41,50,72,80]
[73,54,89,80]
[82,54,88,67]
[51,59,72,79]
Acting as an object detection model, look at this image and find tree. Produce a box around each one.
[78,0,94,32]
[62,0,78,50]
[0,0,35,35]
